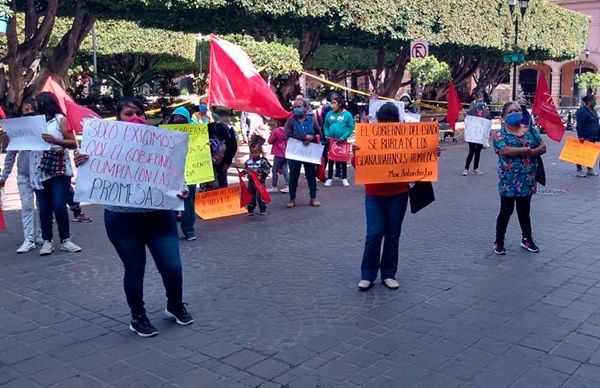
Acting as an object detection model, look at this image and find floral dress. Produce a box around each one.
[493,125,542,197]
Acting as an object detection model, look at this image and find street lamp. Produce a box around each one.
[196,33,203,74]
[579,47,590,77]
[507,0,529,101]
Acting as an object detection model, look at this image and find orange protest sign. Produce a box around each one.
[194,186,247,220]
[355,122,439,184]
[559,137,600,168]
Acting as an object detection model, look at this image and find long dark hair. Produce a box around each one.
[116,97,145,120]
[330,93,346,110]
[36,92,63,119]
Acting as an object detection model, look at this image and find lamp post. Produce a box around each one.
[579,47,590,77]
[507,0,529,101]
[92,22,98,93]
[196,33,203,74]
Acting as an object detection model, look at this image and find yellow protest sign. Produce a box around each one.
[559,137,600,168]
[194,186,247,220]
[355,122,439,184]
[161,123,214,184]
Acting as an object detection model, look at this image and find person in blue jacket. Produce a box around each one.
[323,94,354,187]
[575,95,600,177]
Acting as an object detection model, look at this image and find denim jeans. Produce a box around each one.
[288,159,317,200]
[35,175,71,242]
[361,193,409,282]
[104,209,183,318]
[67,183,82,217]
[181,184,197,238]
[271,156,289,188]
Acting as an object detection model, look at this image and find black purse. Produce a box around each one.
[536,156,546,186]
[409,182,435,214]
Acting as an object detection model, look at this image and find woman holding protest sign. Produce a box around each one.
[493,101,546,255]
[463,94,490,176]
[352,103,441,291]
[324,94,354,187]
[29,92,82,256]
[284,98,322,208]
[74,97,193,337]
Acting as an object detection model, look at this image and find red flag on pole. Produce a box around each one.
[237,169,253,208]
[447,81,461,131]
[40,76,74,116]
[248,170,271,204]
[209,35,290,119]
[0,105,6,120]
[0,190,6,231]
[532,72,565,143]
[65,99,100,134]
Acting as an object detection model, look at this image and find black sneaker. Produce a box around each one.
[493,241,506,255]
[521,238,539,253]
[129,315,158,337]
[259,210,267,216]
[165,303,194,326]
[247,211,254,217]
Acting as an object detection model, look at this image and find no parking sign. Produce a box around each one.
[410,40,429,59]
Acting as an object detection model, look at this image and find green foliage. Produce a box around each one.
[309,45,393,71]
[0,0,12,18]
[407,56,451,87]
[576,73,600,91]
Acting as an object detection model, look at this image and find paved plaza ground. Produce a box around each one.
[2,133,600,387]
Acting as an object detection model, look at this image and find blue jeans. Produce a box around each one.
[288,159,317,200]
[271,156,289,188]
[35,175,71,241]
[361,193,409,282]
[104,209,183,318]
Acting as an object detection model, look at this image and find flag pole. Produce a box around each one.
[206,34,212,107]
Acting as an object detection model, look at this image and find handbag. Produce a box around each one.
[38,149,66,177]
[536,156,546,186]
[316,156,327,182]
[409,182,435,214]
[327,139,351,162]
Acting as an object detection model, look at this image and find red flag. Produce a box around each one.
[65,99,100,134]
[446,81,461,131]
[532,72,565,143]
[40,76,74,116]
[209,35,290,119]
[248,170,271,204]
[237,169,253,208]
[0,190,5,231]
[0,105,6,120]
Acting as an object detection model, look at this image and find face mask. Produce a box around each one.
[475,102,485,109]
[199,104,208,113]
[124,116,147,125]
[293,108,305,117]
[22,112,37,117]
[171,116,188,124]
[504,112,523,126]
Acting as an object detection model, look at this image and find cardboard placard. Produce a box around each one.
[559,137,600,168]
[194,186,247,220]
[160,123,214,184]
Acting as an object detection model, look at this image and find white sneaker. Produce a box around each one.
[280,186,289,194]
[267,187,278,193]
[342,179,350,187]
[16,240,36,254]
[382,278,400,289]
[462,169,469,176]
[324,179,333,187]
[576,170,587,178]
[39,241,54,256]
[358,280,372,291]
[472,169,484,176]
[60,239,82,253]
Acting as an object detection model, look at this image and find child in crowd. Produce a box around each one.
[243,136,271,216]
[267,119,289,193]
[0,99,42,253]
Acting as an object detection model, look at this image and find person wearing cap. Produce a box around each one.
[575,95,600,177]
[399,93,417,114]
[193,103,213,124]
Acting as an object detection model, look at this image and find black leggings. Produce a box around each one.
[496,195,532,243]
[465,142,483,170]
[328,161,347,179]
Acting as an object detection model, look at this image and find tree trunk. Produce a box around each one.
[279,29,321,105]
[376,47,409,98]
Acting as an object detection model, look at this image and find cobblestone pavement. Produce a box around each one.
[2,133,600,387]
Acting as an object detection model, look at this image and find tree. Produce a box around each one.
[576,73,600,96]
[407,56,451,107]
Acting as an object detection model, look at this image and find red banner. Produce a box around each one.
[532,73,565,143]
[447,81,461,131]
[237,169,253,208]
[0,190,5,230]
[209,35,290,119]
[65,100,100,134]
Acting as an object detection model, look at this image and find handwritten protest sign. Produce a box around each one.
[195,186,247,220]
[285,138,324,165]
[0,115,50,151]
[368,99,405,123]
[464,115,492,147]
[355,122,439,184]
[405,113,421,123]
[74,119,189,210]
[559,137,600,168]
[160,123,214,184]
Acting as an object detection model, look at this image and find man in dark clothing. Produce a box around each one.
[575,95,600,177]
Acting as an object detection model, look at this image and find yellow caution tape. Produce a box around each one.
[105,94,208,121]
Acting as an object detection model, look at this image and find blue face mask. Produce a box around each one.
[475,102,485,109]
[505,112,523,126]
[293,108,305,117]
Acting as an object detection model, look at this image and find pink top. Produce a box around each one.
[268,127,287,158]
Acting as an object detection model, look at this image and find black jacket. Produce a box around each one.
[576,106,600,141]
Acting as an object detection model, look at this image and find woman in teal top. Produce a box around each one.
[323,94,354,187]
[493,101,546,255]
